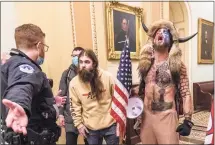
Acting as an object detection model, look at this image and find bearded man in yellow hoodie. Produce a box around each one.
[69,49,119,145]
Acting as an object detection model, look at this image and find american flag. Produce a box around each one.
[110,42,132,137]
[205,99,214,144]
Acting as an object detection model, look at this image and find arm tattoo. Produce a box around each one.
[180,63,192,118]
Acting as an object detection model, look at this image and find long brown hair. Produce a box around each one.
[79,49,104,100]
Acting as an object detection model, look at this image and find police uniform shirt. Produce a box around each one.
[1,48,58,129]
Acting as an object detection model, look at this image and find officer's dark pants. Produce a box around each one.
[86,123,119,145]
[66,132,88,145]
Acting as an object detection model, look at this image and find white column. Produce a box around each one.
[1,2,17,53]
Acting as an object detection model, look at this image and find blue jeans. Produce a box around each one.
[86,123,119,145]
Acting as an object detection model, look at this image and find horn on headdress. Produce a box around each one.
[141,22,148,33]
[178,32,198,43]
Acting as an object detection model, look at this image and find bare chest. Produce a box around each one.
[145,61,174,88]
[144,61,176,111]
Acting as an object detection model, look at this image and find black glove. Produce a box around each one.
[176,119,194,136]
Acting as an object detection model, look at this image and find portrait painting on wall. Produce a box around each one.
[198,18,214,64]
[106,2,143,60]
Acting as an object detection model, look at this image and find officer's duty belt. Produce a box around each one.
[2,127,61,145]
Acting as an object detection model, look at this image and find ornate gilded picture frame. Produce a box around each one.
[106,2,143,60]
[198,18,214,64]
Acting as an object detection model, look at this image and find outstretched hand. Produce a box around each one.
[55,90,67,107]
[2,99,28,135]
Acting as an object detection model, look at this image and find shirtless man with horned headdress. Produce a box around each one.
[137,19,197,144]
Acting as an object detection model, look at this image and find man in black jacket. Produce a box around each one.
[58,47,88,145]
[1,24,66,145]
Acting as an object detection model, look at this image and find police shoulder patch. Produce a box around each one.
[19,64,34,74]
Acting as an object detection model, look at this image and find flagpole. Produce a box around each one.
[110,37,132,145]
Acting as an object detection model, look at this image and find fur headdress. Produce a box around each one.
[138,19,197,82]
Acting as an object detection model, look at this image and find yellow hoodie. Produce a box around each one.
[69,69,116,130]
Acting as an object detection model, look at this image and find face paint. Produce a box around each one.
[153,28,171,51]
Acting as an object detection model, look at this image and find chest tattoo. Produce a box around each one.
[155,62,171,89]
[155,62,172,101]
[147,61,173,111]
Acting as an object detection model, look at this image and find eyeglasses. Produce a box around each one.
[41,43,49,52]
[35,42,49,52]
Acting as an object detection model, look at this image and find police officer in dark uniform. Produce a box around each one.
[1,24,64,145]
